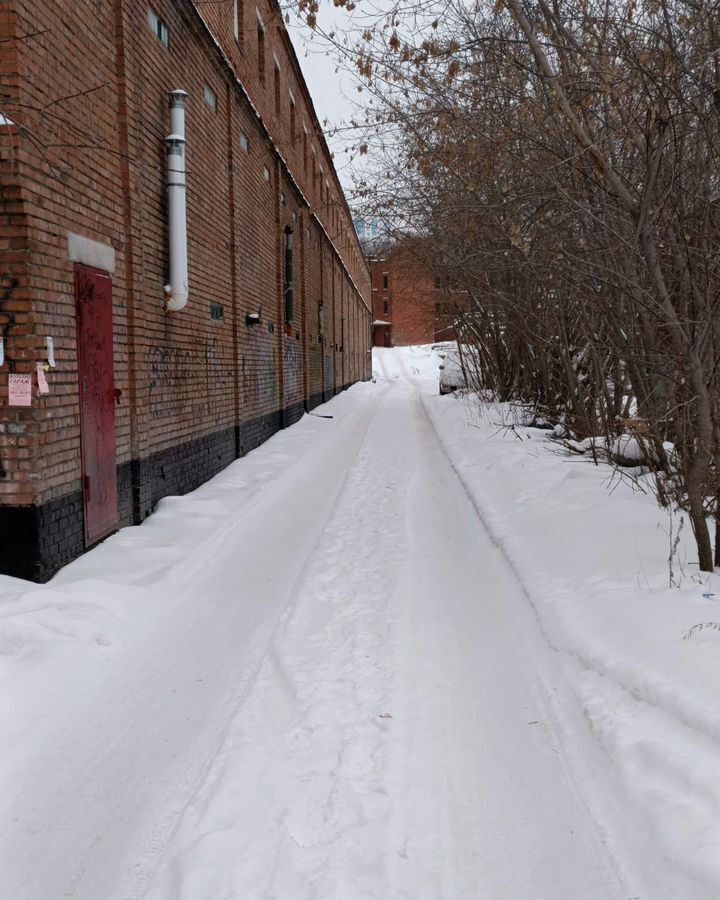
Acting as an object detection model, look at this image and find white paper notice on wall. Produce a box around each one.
[46,336,56,368]
[0,336,4,367]
[8,373,32,406]
[36,362,49,395]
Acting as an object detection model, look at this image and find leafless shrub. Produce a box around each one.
[344,0,720,572]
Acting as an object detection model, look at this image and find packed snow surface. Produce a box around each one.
[2,345,718,898]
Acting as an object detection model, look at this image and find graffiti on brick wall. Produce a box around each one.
[323,355,333,395]
[283,336,303,409]
[148,346,192,418]
[148,339,230,420]
[241,328,277,410]
[204,338,229,421]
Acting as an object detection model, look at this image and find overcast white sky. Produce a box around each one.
[287,6,366,191]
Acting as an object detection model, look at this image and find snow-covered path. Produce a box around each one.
[2,351,633,899]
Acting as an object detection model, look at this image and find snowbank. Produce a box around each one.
[0,385,382,900]
[423,381,720,898]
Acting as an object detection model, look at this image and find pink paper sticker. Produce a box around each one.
[36,363,49,395]
[8,373,32,407]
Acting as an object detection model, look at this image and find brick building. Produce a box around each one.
[368,240,465,347]
[0,0,372,581]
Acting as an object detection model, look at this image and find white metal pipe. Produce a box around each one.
[165,90,189,312]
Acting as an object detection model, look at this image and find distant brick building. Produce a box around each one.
[368,240,466,347]
[0,0,371,581]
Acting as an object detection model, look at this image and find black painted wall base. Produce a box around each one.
[0,383,365,583]
[0,494,85,582]
[307,391,324,411]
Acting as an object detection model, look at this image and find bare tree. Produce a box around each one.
[333,0,720,571]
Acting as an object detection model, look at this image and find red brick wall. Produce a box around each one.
[0,2,30,504]
[0,0,128,510]
[370,245,436,347]
[0,0,372,578]
[189,0,367,293]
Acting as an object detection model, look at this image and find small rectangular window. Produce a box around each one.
[257,14,266,84]
[148,7,169,47]
[274,62,281,115]
[284,228,295,324]
[383,272,389,290]
[239,132,249,151]
[233,0,242,41]
[383,300,389,316]
[263,165,270,182]
[303,126,308,172]
[290,95,296,144]
[204,84,217,111]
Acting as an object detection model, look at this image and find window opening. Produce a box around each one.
[284,227,295,324]
[233,0,242,41]
[204,84,217,111]
[148,7,169,46]
[257,14,266,84]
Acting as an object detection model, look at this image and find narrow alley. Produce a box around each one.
[1,350,632,900]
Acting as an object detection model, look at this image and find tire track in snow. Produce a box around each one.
[123,388,389,900]
[415,388,643,898]
[142,369,636,899]
[376,387,634,898]
[142,384,415,900]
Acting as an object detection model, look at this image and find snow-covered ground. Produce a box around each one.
[1,345,718,898]
[418,346,720,900]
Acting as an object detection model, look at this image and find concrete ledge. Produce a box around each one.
[67,232,116,274]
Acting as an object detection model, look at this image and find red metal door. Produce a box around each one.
[75,264,118,545]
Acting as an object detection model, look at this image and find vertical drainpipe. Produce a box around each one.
[165,89,189,312]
